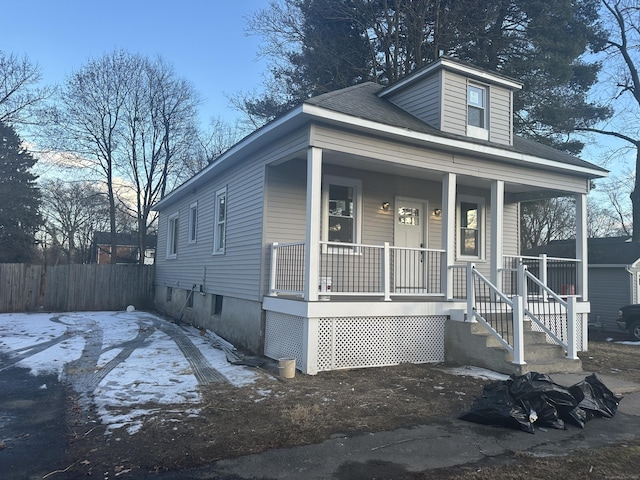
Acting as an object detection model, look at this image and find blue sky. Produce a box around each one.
[1,1,631,177]
[1,0,270,126]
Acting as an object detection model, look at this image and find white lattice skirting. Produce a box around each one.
[265,312,446,374]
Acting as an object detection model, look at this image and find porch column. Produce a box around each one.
[490,180,504,290]
[575,193,588,301]
[441,173,456,299]
[304,147,323,302]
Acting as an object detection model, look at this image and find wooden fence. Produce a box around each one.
[0,264,43,312]
[0,263,155,313]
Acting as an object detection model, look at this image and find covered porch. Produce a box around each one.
[262,147,592,375]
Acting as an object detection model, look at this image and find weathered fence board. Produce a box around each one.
[0,264,154,313]
[0,264,42,312]
[43,264,155,312]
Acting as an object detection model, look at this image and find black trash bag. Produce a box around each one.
[561,405,587,429]
[569,373,621,419]
[525,394,565,430]
[459,381,535,433]
[508,372,577,409]
[505,372,577,429]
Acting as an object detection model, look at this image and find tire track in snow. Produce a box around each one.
[147,317,228,385]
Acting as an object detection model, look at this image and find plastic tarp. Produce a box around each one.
[460,372,621,433]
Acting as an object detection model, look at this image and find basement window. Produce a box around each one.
[211,295,223,315]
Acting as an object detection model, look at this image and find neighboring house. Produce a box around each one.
[92,232,157,265]
[153,57,607,375]
[526,236,640,331]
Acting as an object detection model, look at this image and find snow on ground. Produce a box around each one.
[0,311,266,434]
[441,365,510,381]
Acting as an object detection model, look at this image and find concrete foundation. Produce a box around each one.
[154,285,265,354]
[445,319,582,375]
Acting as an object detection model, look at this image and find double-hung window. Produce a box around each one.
[213,187,227,254]
[458,196,484,259]
[322,176,362,248]
[467,83,489,140]
[166,211,179,259]
[188,202,198,244]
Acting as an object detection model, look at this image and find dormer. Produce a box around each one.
[378,57,523,146]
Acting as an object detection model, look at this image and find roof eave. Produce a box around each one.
[153,105,306,211]
[301,103,608,179]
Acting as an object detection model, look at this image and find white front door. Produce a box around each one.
[394,198,427,293]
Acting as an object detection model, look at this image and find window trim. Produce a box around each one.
[467,82,489,141]
[188,201,198,244]
[213,186,227,255]
[321,175,362,252]
[166,211,179,259]
[456,195,485,260]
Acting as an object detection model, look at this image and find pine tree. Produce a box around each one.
[0,121,42,262]
[243,0,610,153]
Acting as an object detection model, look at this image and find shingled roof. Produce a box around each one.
[526,237,640,265]
[304,82,607,175]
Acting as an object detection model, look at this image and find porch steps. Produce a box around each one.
[445,318,582,376]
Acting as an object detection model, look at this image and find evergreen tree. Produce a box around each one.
[0,121,42,262]
[242,0,610,153]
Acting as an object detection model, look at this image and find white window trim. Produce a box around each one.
[321,175,362,252]
[213,186,227,255]
[467,82,489,141]
[188,201,198,244]
[457,195,485,261]
[166,211,179,259]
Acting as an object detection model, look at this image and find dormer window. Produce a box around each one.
[467,84,489,140]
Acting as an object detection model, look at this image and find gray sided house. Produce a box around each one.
[526,237,640,331]
[153,57,607,375]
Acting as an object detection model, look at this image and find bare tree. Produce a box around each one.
[183,117,245,176]
[0,50,53,126]
[574,0,640,239]
[41,180,110,264]
[521,197,576,250]
[48,50,200,263]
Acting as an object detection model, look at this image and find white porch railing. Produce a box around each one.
[466,263,525,365]
[502,254,581,298]
[519,264,579,359]
[467,262,579,367]
[269,241,445,299]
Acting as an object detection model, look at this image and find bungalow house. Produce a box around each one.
[526,236,640,331]
[152,57,607,375]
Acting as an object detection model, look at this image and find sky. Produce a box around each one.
[1,0,270,127]
[0,0,633,179]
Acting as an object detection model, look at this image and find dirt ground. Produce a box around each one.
[57,329,640,479]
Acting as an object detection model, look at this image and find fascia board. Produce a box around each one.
[153,105,305,210]
[380,57,523,98]
[301,104,607,179]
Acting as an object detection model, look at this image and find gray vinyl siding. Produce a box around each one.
[311,125,590,194]
[437,70,514,145]
[262,163,447,295]
[489,87,513,145]
[441,70,467,136]
[503,202,519,256]
[385,70,442,129]
[588,267,632,330]
[155,128,309,303]
[155,161,264,300]
[264,160,308,246]
[261,159,520,294]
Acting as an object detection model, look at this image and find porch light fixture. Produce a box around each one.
[381,201,390,211]
[433,208,442,217]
